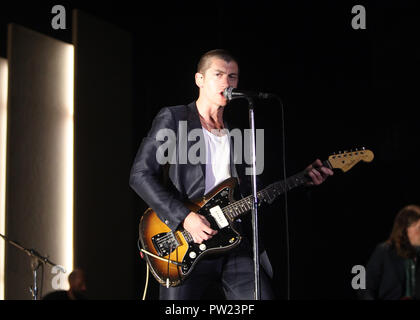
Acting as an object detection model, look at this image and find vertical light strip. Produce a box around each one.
[0,59,8,300]
[62,44,74,288]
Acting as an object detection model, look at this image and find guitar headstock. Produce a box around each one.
[328,148,374,172]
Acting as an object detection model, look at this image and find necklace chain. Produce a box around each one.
[199,114,225,131]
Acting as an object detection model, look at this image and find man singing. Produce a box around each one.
[129,49,333,300]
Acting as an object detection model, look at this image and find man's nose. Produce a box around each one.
[227,77,238,88]
[221,75,231,87]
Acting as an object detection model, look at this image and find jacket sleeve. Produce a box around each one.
[129,107,190,231]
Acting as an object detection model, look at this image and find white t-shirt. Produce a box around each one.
[202,129,231,194]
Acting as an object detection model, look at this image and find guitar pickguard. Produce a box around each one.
[179,187,241,276]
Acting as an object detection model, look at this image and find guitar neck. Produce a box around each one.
[223,160,331,220]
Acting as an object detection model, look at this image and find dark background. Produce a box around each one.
[1,0,419,299]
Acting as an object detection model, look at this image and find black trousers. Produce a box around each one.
[159,239,275,300]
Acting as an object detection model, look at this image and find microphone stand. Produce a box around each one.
[246,97,261,300]
[0,232,63,300]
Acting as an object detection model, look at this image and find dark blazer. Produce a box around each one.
[129,101,239,231]
[129,101,273,278]
[360,242,407,300]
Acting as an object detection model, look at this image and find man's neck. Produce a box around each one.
[196,97,224,122]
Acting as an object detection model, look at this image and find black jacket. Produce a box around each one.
[129,101,273,278]
[129,101,240,231]
[360,242,407,300]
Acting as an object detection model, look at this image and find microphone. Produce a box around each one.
[223,87,274,101]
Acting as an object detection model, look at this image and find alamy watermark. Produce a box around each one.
[51,265,67,290]
[351,5,366,30]
[51,5,66,30]
[155,122,265,175]
[351,265,366,290]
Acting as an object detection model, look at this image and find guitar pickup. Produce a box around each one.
[151,232,180,257]
[209,205,229,229]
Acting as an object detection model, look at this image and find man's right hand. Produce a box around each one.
[182,211,218,244]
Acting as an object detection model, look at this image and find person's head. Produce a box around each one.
[195,49,239,107]
[387,205,420,258]
[68,269,87,297]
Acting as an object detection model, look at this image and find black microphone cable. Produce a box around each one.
[274,95,291,301]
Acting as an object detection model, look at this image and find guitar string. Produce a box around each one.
[171,173,310,263]
[221,172,308,220]
[139,166,321,291]
[161,173,306,248]
[141,154,363,292]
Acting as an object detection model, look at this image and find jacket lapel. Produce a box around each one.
[186,102,207,183]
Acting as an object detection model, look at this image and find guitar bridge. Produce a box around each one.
[152,232,180,257]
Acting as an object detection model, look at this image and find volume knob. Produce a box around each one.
[199,244,207,251]
[189,251,197,259]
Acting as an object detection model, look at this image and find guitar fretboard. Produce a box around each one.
[221,171,310,221]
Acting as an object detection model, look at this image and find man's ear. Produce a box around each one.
[195,72,204,88]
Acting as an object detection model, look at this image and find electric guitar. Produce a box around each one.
[138,149,374,287]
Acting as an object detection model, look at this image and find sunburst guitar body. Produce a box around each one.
[139,178,241,287]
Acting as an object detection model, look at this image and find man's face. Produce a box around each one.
[70,273,87,293]
[196,58,239,107]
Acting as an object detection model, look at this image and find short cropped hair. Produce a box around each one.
[196,49,238,74]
